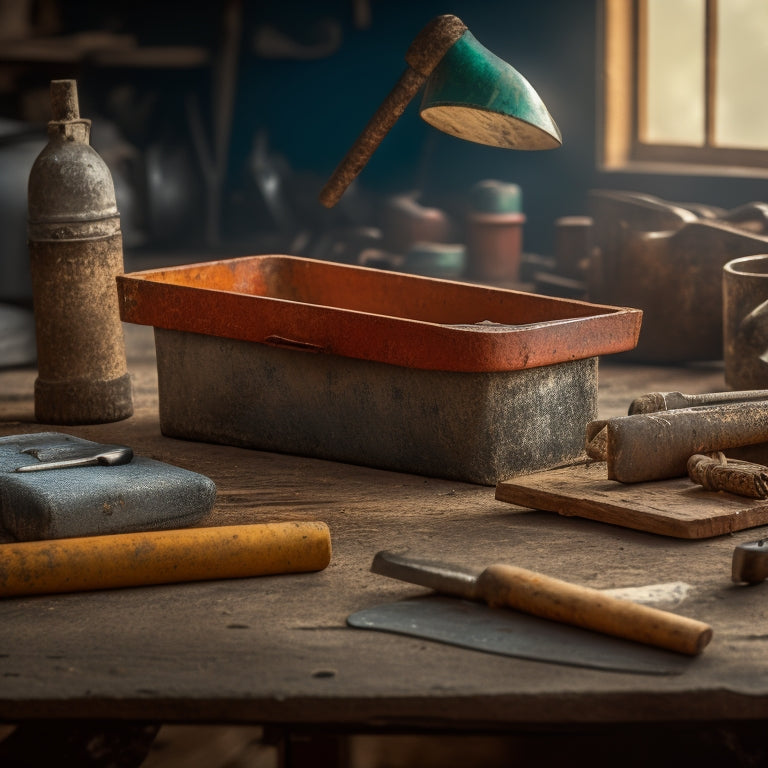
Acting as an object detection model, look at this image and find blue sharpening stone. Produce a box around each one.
[0,432,216,541]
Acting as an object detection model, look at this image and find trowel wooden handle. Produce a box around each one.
[475,564,712,656]
[0,521,331,597]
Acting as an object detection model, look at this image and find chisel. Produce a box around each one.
[371,550,712,656]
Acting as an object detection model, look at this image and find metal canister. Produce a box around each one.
[28,79,132,424]
[465,179,525,282]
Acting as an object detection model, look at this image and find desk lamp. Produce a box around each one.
[319,14,562,208]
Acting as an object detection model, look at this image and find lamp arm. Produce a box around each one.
[319,15,467,208]
[319,67,426,208]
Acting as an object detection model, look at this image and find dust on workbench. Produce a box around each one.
[1,324,728,422]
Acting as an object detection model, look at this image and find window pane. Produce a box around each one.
[642,0,705,146]
[716,0,768,149]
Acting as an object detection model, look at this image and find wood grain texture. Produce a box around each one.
[1,326,768,728]
[495,461,768,539]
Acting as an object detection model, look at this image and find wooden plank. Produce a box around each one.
[496,461,768,539]
[3,327,768,726]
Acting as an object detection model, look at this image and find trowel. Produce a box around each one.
[347,551,711,675]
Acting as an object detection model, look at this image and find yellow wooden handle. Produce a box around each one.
[475,564,712,656]
[0,521,331,597]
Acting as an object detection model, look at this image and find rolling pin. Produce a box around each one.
[0,521,331,597]
[372,550,712,656]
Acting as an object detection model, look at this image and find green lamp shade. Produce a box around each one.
[419,31,562,150]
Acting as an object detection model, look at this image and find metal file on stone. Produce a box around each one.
[0,433,216,541]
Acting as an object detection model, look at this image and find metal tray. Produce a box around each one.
[116,255,641,372]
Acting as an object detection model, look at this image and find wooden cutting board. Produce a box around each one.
[495,461,768,539]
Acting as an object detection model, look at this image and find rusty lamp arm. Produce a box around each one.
[319,15,467,208]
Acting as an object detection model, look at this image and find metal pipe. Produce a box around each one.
[586,401,768,483]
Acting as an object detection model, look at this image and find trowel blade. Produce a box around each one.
[347,595,693,675]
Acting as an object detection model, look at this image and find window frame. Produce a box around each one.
[600,0,768,177]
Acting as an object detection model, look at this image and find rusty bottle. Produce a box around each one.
[28,79,133,424]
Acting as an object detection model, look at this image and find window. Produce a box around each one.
[602,0,768,175]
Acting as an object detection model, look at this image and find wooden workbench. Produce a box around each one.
[1,324,767,765]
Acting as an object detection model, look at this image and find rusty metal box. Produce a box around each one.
[117,255,641,484]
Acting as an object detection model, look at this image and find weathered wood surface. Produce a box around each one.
[496,461,768,539]
[1,328,767,728]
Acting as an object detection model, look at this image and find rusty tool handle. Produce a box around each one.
[629,390,768,415]
[318,15,466,208]
[688,453,768,498]
[475,564,712,656]
[0,522,331,597]
[318,68,427,208]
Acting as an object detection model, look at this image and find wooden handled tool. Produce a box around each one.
[0,521,331,597]
[372,551,712,656]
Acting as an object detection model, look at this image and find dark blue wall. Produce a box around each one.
[229,0,768,255]
[232,0,597,254]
